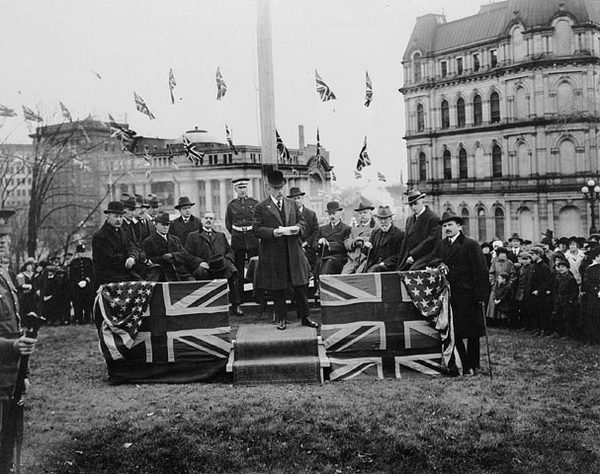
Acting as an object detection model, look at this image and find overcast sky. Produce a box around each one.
[0,0,493,187]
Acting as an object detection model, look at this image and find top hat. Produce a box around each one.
[0,209,15,235]
[232,178,250,189]
[405,189,426,205]
[120,193,137,210]
[287,187,305,198]
[75,244,86,253]
[373,205,393,219]
[155,212,172,225]
[208,255,227,273]
[439,210,463,225]
[354,199,375,212]
[508,233,523,243]
[267,170,286,187]
[175,196,195,210]
[135,194,149,208]
[326,201,343,213]
[104,201,126,215]
[147,194,161,208]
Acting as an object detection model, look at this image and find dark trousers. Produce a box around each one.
[455,337,480,372]
[233,248,258,300]
[531,295,550,333]
[71,289,94,324]
[272,285,309,322]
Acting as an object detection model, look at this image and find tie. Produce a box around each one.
[277,199,282,211]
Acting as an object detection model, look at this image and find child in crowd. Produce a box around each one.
[514,251,533,331]
[493,272,512,326]
[551,259,579,339]
[487,247,517,321]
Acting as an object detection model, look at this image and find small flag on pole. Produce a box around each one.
[315,70,336,102]
[365,71,373,107]
[133,92,155,120]
[183,136,204,166]
[168,68,177,104]
[0,105,17,118]
[216,67,227,100]
[356,136,371,172]
[377,171,387,182]
[276,129,290,162]
[354,170,362,180]
[91,70,102,80]
[225,124,238,154]
[59,101,72,122]
[22,105,43,122]
[316,127,321,157]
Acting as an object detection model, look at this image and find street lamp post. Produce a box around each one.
[581,178,600,235]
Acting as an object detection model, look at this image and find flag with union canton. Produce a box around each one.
[95,280,232,384]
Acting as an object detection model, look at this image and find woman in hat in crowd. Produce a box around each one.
[16,258,39,316]
[480,242,493,269]
[581,246,600,344]
[564,236,585,286]
[487,247,517,323]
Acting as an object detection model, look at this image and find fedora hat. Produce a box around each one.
[208,255,227,273]
[267,170,286,187]
[155,212,172,225]
[405,189,426,205]
[104,201,126,215]
[326,201,343,213]
[121,193,136,210]
[508,233,523,243]
[148,194,161,208]
[373,205,393,219]
[439,210,463,225]
[354,199,375,212]
[287,186,305,198]
[175,196,195,210]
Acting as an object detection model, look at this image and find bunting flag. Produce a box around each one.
[168,68,177,104]
[0,105,17,117]
[276,129,290,162]
[59,101,72,122]
[331,170,337,182]
[315,70,336,102]
[216,67,227,100]
[22,105,43,122]
[225,124,238,154]
[183,136,204,166]
[356,136,371,172]
[133,92,155,120]
[316,127,321,157]
[365,71,373,107]
[108,114,137,147]
[91,69,103,80]
[354,170,362,180]
[377,171,387,182]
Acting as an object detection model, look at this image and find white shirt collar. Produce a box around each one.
[448,232,460,244]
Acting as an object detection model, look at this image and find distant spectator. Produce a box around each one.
[581,246,600,344]
[564,236,585,286]
[492,273,512,326]
[551,259,579,339]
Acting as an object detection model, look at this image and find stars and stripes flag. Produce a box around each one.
[0,105,17,118]
[59,101,72,122]
[225,123,238,154]
[216,66,227,100]
[183,135,204,166]
[315,70,336,102]
[22,105,43,122]
[354,170,362,179]
[276,129,290,162]
[133,92,155,120]
[377,171,387,182]
[365,71,373,107]
[356,136,371,171]
[168,68,177,104]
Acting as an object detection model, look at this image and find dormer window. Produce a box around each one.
[441,61,448,77]
[413,52,422,82]
[490,49,498,67]
[457,57,463,75]
[473,53,480,72]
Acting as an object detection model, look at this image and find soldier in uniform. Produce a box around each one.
[68,243,94,324]
[170,196,202,246]
[225,178,259,302]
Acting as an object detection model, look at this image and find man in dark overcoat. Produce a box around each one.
[428,210,489,376]
[134,194,156,244]
[68,244,94,324]
[169,196,202,245]
[252,170,317,330]
[287,186,319,268]
[185,210,242,315]
[396,189,441,271]
[363,206,404,272]
[314,201,352,276]
[142,212,199,282]
[342,199,378,274]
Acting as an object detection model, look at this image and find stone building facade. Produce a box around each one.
[401,0,600,241]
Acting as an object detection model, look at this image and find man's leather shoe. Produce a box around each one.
[277,319,287,330]
[302,317,318,328]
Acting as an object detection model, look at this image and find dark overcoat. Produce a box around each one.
[142,232,197,281]
[169,215,202,247]
[365,225,405,270]
[92,222,140,286]
[252,196,310,290]
[396,206,441,270]
[301,206,319,249]
[315,220,352,272]
[429,232,490,338]
[184,229,237,279]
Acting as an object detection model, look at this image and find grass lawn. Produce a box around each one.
[17,311,600,474]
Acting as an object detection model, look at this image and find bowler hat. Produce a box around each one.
[405,189,426,205]
[208,255,227,273]
[326,201,343,213]
[287,187,305,198]
[509,233,523,243]
[175,196,195,209]
[121,193,136,210]
[373,205,393,219]
[439,210,463,225]
[155,212,172,225]
[148,194,161,207]
[354,199,375,212]
[267,170,286,187]
[104,201,126,215]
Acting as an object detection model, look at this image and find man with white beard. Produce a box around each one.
[363,205,404,272]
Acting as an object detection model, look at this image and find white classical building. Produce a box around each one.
[401,0,600,241]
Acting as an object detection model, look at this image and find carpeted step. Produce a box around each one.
[233,356,321,385]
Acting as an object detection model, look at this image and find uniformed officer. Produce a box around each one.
[225,178,259,300]
[68,243,94,324]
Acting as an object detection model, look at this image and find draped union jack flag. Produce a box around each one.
[276,129,290,162]
[315,70,336,101]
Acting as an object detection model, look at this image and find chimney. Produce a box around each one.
[298,124,305,150]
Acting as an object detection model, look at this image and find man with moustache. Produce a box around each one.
[315,201,352,277]
[342,199,378,274]
[363,205,404,273]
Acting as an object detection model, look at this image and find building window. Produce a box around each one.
[413,53,422,82]
[473,53,480,72]
[456,57,463,75]
[441,100,450,129]
[492,145,503,177]
[417,103,425,132]
[557,81,575,115]
[443,150,452,179]
[490,92,500,123]
[418,152,427,181]
[461,208,470,236]
[490,49,498,67]
[473,94,482,125]
[478,208,487,242]
[459,148,468,179]
[494,208,505,241]
[441,61,448,77]
[555,19,572,56]
[457,98,466,127]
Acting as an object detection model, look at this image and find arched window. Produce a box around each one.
[490,92,500,123]
[443,149,452,179]
[512,26,525,61]
[478,208,487,242]
[473,94,482,125]
[494,208,505,241]
[461,208,470,236]
[419,152,427,181]
[492,145,502,177]
[441,100,450,129]
[459,148,468,179]
[413,52,422,82]
[559,139,576,175]
[515,87,528,119]
[417,103,425,132]
[557,82,575,115]
[457,98,466,127]
[517,143,532,176]
[555,19,572,56]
